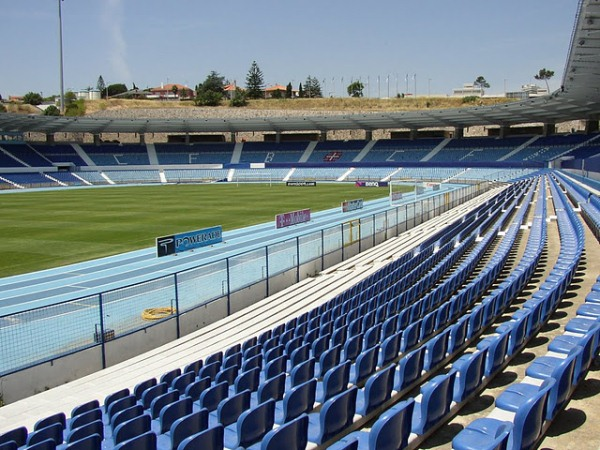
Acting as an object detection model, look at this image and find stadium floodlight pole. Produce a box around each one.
[58,0,65,114]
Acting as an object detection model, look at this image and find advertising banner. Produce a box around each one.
[157,225,223,257]
[355,181,389,188]
[276,209,311,228]
[286,181,317,187]
[341,198,364,213]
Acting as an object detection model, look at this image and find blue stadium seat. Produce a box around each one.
[451,421,512,450]
[223,400,275,449]
[171,372,195,393]
[26,423,63,447]
[256,372,286,405]
[113,430,157,450]
[68,409,102,431]
[275,378,317,424]
[548,323,600,382]
[25,439,57,450]
[165,409,208,450]
[316,360,350,403]
[307,386,358,445]
[34,413,66,433]
[355,364,395,416]
[160,368,182,388]
[65,420,103,444]
[251,413,308,450]
[140,383,168,410]
[70,400,100,420]
[233,367,261,395]
[111,405,144,432]
[158,397,193,434]
[476,331,510,377]
[411,371,457,435]
[423,329,450,371]
[199,382,229,413]
[452,349,488,403]
[315,344,342,378]
[65,433,102,450]
[150,390,180,420]
[378,331,402,367]
[215,365,238,387]
[286,357,316,390]
[349,346,380,385]
[113,414,151,445]
[0,427,27,448]
[183,377,211,402]
[133,378,157,401]
[213,390,251,428]
[394,346,426,392]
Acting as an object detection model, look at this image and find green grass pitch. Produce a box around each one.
[0,183,413,278]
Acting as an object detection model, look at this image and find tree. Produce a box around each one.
[245,61,265,99]
[285,82,293,99]
[106,83,128,97]
[230,88,248,107]
[347,81,364,98]
[97,76,106,98]
[534,68,555,92]
[22,92,43,106]
[195,71,225,106]
[473,76,490,95]
[304,76,322,98]
[43,105,60,116]
[298,83,304,98]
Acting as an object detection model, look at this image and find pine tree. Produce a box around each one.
[245,61,265,99]
[97,75,106,98]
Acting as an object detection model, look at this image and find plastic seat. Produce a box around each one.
[65,420,104,444]
[215,365,239,387]
[107,394,137,422]
[394,346,425,392]
[453,377,555,450]
[233,367,261,394]
[26,423,63,447]
[64,433,102,450]
[256,372,286,405]
[150,390,180,420]
[316,360,350,403]
[355,364,395,416]
[140,383,168,410]
[315,345,341,378]
[307,386,358,445]
[71,400,100,420]
[262,355,288,382]
[337,398,415,450]
[349,346,379,386]
[0,427,27,448]
[448,316,469,354]
[34,412,66,432]
[223,400,275,449]
[111,405,144,432]
[183,358,203,376]
[411,371,457,435]
[159,397,193,434]
[113,430,157,450]
[548,323,600,382]
[133,378,157,401]
[198,361,221,383]
[476,331,510,377]
[342,333,364,362]
[171,371,195,393]
[25,439,56,450]
[275,378,317,424]
[378,331,402,368]
[243,353,263,372]
[452,349,488,403]
[183,377,211,402]
[286,357,316,390]
[199,382,229,413]
[452,421,512,450]
[423,329,450,371]
[113,414,151,445]
[105,389,130,414]
[399,321,420,353]
[252,413,308,450]
[161,368,182,388]
[167,409,209,450]
[214,390,251,428]
[68,408,102,431]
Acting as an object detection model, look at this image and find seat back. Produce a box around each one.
[69,408,102,431]
[262,413,308,450]
[412,371,456,435]
[351,346,379,385]
[317,386,358,444]
[359,364,395,415]
[264,355,288,380]
[34,413,66,433]
[198,361,221,383]
[171,371,195,393]
[113,414,151,445]
[113,430,157,450]
[26,423,63,447]
[150,389,180,419]
[111,405,143,432]
[140,383,168,410]
[235,367,261,394]
[282,378,317,423]
[290,357,315,388]
[317,344,341,377]
[198,381,228,412]
[64,433,102,450]
[452,349,488,403]
[479,331,509,377]
[369,398,415,450]
[104,388,130,413]
[0,426,27,448]
[133,378,157,401]
[448,316,468,354]
[547,348,581,419]
[258,372,286,404]
[24,439,56,450]
[161,368,182,387]
[169,409,209,450]
[160,397,193,434]
[378,331,402,367]
[66,420,104,444]
[243,353,263,372]
[184,376,211,402]
[217,390,251,427]
[510,378,555,450]
[236,399,276,448]
[215,365,239,387]
[400,321,420,353]
[183,358,203,376]
[320,360,351,403]
[423,329,450,371]
[395,346,425,392]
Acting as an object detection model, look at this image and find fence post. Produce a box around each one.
[98,293,107,369]
[226,257,231,316]
[296,237,300,283]
[265,246,270,297]
[173,273,180,339]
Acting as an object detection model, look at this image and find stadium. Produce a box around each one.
[0,1,600,449]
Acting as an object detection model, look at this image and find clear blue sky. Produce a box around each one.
[1,0,576,98]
